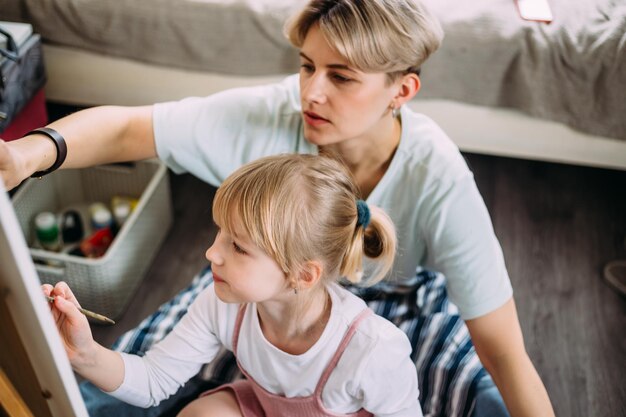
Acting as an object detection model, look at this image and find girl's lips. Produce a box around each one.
[213,273,225,283]
[303,111,330,127]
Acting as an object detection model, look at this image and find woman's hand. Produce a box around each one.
[0,138,28,190]
[42,281,97,369]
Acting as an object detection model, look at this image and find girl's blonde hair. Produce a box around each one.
[285,0,444,81]
[213,154,396,288]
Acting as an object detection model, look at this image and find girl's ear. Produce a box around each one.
[394,73,421,107]
[296,260,324,290]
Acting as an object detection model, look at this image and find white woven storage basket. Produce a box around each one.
[11,159,172,320]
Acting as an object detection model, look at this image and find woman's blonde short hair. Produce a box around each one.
[285,0,444,80]
[213,154,396,287]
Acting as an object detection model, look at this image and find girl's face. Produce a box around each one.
[205,223,290,304]
[299,24,400,147]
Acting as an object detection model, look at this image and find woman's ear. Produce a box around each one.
[394,73,421,107]
[296,260,324,291]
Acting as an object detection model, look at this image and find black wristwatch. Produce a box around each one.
[26,127,68,178]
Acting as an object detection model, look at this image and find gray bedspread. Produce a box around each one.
[420,0,626,141]
[1,0,624,140]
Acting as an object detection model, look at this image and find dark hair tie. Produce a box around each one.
[356,199,371,229]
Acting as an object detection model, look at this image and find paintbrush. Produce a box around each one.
[45,295,116,325]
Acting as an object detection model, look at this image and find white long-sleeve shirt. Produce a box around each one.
[109,283,422,416]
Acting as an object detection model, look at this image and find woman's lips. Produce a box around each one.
[303,111,330,127]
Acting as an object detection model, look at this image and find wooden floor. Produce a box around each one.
[85,153,625,416]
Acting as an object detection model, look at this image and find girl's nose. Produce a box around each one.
[205,244,223,265]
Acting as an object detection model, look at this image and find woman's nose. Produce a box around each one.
[301,73,327,105]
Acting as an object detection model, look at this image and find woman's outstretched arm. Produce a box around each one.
[0,105,155,190]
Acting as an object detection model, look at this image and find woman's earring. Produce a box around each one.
[391,106,400,118]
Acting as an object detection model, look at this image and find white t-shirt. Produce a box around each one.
[153,75,512,320]
[110,283,422,416]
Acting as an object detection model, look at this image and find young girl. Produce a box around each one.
[43,154,422,416]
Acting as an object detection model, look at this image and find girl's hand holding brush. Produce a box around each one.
[42,282,99,370]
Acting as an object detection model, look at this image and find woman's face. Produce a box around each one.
[299,24,400,147]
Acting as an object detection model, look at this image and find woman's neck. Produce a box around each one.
[257,288,331,355]
[322,115,401,199]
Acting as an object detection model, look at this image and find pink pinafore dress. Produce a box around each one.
[201,304,374,417]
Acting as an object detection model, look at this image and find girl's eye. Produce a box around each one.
[233,242,247,255]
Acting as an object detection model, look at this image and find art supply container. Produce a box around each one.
[11,160,172,320]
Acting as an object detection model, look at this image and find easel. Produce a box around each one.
[0,367,34,417]
[0,284,52,417]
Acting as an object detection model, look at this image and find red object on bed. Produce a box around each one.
[0,89,48,141]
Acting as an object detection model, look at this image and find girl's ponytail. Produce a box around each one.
[341,205,396,286]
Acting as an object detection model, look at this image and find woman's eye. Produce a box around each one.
[233,242,247,255]
[300,63,314,73]
[332,73,352,83]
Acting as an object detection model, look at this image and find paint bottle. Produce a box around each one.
[61,210,84,244]
[34,211,61,251]
[112,199,132,229]
[89,202,114,231]
[79,227,114,258]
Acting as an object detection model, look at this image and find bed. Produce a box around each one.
[2,0,625,170]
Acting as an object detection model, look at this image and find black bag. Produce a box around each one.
[0,26,47,133]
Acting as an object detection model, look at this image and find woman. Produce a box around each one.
[0,1,554,416]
